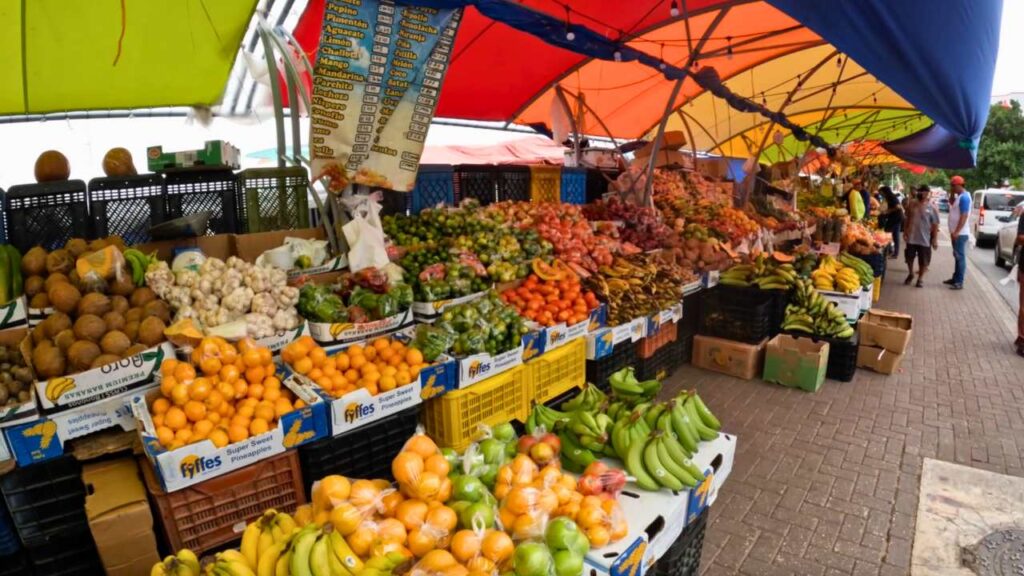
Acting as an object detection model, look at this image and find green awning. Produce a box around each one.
[1,0,257,115]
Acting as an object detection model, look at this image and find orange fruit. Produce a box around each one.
[263,375,281,389]
[209,428,229,448]
[274,398,294,418]
[381,491,405,517]
[497,506,517,531]
[330,502,364,535]
[308,347,327,366]
[349,479,382,509]
[347,525,376,557]
[335,354,351,372]
[466,557,496,575]
[392,452,424,486]
[159,375,179,397]
[193,419,214,439]
[576,505,604,529]
[349,355,366,371]
[183,401,207,422]
[395,499,429,530]
[247,383,265,400]
[308,368,323,382]
[242,349,262,368]
[217,380,235,400]
[237,403,256,419]
[450,530,481,563]
[160,358,178,376]
[151,397,170,415]
[363,347,377,362]
[404,435,439,459]
[165,407,187,430]
[425,506,457,532]
[257,347,272,366]
[405,348,424,366]
[207,411,221,425]
[407,528,437,558]
[199,356,221,377]
[377,518,407,544]
[417,550,457,572]
[227,425,249,443]
[249,418,270,436]
[294,399,306,409]
[379,375,397,392]
[233,380,249,399]
[219,364,240,384]
[414,471,441,501]
[586,524,611,548]
[347,343,365,356]
[173,363,197,383]
[156,426,174,446]
[245,366,266,385]
[395,371,412,386]
[187,378,210,401]
[152,413,165,428]
[263,387,282,403]
[174,428,193,444]
[254,402,276,422]
[344,369,360,383]
[481,531,514,563]
[373,338,390,351]
[205,389,225,410]
[293,356,313,375]
[424,453,451,478]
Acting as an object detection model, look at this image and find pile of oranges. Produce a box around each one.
[282,336,429,397]
[149,337,304,450]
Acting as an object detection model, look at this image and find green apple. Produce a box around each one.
[505,440,519,460]
[479,438,507,464]
[449,500,471,519]
[460,501,495,529]
[545,517,581,552]
[452,475,485,503]
[566,531,591,557]
[493,422,516,442]
[480,465,499,488]
[553,550,584,576]
[513,542,552,576]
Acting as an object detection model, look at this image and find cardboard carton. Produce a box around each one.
[691,335,766,380]
[857,309,912,354]
[856,345,903,374]
[83,459,160,576]
[763,334,829,392]
[135,234,234,263]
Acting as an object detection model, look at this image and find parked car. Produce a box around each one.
[972,189,1024,246]
[995,217,1020,268]
[937,197,950,213]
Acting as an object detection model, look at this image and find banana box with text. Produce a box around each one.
[411,290,488,323]
[4,384,157,466]
[133,376,328,492]
[457,329,545,389]
[0,297,28,330]
[285,255,349,283]
[584,433,737,576]
[817,289,861,322]
[306,309,415,346]
[645,302,682,336]
[586,317,646,360]
[254,321,310,355]
[529,303,607,355]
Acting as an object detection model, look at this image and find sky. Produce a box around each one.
[991,0,1024,97]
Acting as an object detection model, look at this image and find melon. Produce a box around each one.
[102,147,137,177]
[34,150,70,183]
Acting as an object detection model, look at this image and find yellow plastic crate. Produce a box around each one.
[529,166,561,204]
[525,338,586,404]
[421,365,529,451]
[873,277,881,303]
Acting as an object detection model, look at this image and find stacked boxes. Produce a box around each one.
[856,310,912,374]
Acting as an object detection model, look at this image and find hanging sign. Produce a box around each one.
[309,0,461,193]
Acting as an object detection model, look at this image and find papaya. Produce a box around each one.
[164,319,204,348]
[771,251,794,263]
[76,245,125,281]
[552,259,576,281]
[531,258,561,281]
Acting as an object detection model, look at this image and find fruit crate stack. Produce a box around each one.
[637,321,680,381]
[0,456,104,575]
[697,286,773,344]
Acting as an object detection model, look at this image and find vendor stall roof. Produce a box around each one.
[293,0,1001,168]
[0,0,257,116]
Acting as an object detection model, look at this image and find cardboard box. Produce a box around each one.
[147,140,240,171]
[633,131,687,159]
[857,309,912,354]
[411,290,489,323]
[691,335,766,380]
[530,304,606,356]
[4,384,156,466]
[255,322,310,355]
[584,433,736,576]
[307,309,415,346]
[134,377,328,492]
[83,459,160,576]
[857,345,903,374]
[763,334,829,392]
[135,234,234,263]
[232,228,326,263]
[586,318,646,360]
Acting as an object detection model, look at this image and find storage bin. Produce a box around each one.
[4,181,90,251]
[422,365,529,451]
[87,174,167,245]
[524,338,586,405]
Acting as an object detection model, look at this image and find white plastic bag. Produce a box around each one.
[341,195,390,272]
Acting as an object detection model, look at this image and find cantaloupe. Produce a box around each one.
[34,150,70,183]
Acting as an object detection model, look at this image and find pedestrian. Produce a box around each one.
[1014,205,1024,357]
[847,179,866,221]
[903,185,939,287]
[945,175,972,290]
[878,186,905,259]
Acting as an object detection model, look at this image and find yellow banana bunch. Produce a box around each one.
[242,509,301,572]
[206,550,254,576]
[150,549,200,576]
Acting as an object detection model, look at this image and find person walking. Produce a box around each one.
[1014,205,1024,357]
[878,186,904,259]
[945,175,972,290]
[903,185,939,287]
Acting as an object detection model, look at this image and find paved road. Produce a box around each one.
[967,242,1019,314]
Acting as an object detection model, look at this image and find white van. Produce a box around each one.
[972,189,1024,244]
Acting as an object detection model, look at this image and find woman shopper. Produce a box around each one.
[878,186,905,259]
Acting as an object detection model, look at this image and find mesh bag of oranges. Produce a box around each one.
[282,335,430,397]
[148,336,306,450]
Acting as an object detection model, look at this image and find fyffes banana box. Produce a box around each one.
[529,303,607,354]
[4,384,157,466]
[306,309,414,346]
[133,376,328,492]
[817,289,862,323]
[411,290,488,323]
[254,321,310,354]
[0,297,28,331]
[586,317,646,360]
[30,341,175,412]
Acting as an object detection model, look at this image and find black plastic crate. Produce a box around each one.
[784,330,859,382]
[698,288,772,344]
[237,166,311,233]
[454,165,497,206]
[585,340,637,392]
[674,333,694,367]
[496,166,531,202]
[652,507,708,576]
[298,405,420,496]
[637,335,681,381]
[87,174,167,245]
[544,386,582,411]
[714,284,789,335]
[585,169,617,203]
[24,524,102,576]
[378,189,412,216]
[680,289,701,339]
[0,496,19,557]
[163,168,239,235]
[0,455,88,547]
[0,550,31,576]
[412,165,455,213]
[4,180,90,252]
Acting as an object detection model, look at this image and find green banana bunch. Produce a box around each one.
[561,383,608,413]
[721,258,797,290]
[838,252,874,286]
[608,367,660,406]
[123,248,156,287]
[526,404,569,434]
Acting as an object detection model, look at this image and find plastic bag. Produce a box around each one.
[283,236,329,267]
[376,293,399,319]
[343,195,390,272]
[297,284,348,322]
[389,283,414,309]
[393,429,453,504]
[413,324,454,362]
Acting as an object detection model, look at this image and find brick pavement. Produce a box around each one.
[661,243,1024,576]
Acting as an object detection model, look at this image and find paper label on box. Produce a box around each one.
[327,378,423,435]
[411,291,488,323]
[607,539,647,576]
[34,342,174,412]
[256,322,310,353]
[459,345,523,388]
[819,290,861,322]
[307,309,414,346]
[543,318,589,351]
[27,306,53,328]
[702,270,719,288]
[682,280,702,296]
[286,256,349,281]
[0,297,28,330]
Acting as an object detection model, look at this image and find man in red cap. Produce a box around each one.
[945,175,971,289]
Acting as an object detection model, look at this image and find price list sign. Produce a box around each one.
[310,0,461,193]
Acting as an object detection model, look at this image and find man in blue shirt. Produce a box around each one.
[944,175,971,290]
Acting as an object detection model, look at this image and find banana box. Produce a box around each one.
[306,309,414,346]
[133,376,328,492]
[285,255,349,282]
[4,384,156,466]
[646,303,682,336]
[411,290,488,323]
[530,304,607,354]
[254,321,310,354]
[817,289,862,322]
[584,433,737,576]
[0,432,11,462]
[29,341,175,412]
[0,297,28,331]
[26,304,51,328]
[701,270,719,289]
[586,317,646,360]
[682,279,703,296]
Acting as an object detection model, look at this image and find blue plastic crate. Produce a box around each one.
[560,167,587,204]
[411,165,455,213]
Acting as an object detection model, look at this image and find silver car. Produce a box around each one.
[994,209,1022,268]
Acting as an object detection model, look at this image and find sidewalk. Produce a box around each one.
[662,243,1024,576]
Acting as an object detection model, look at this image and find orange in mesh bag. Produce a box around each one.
[394,430,454,503]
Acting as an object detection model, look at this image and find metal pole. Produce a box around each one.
[256,25,287,169]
